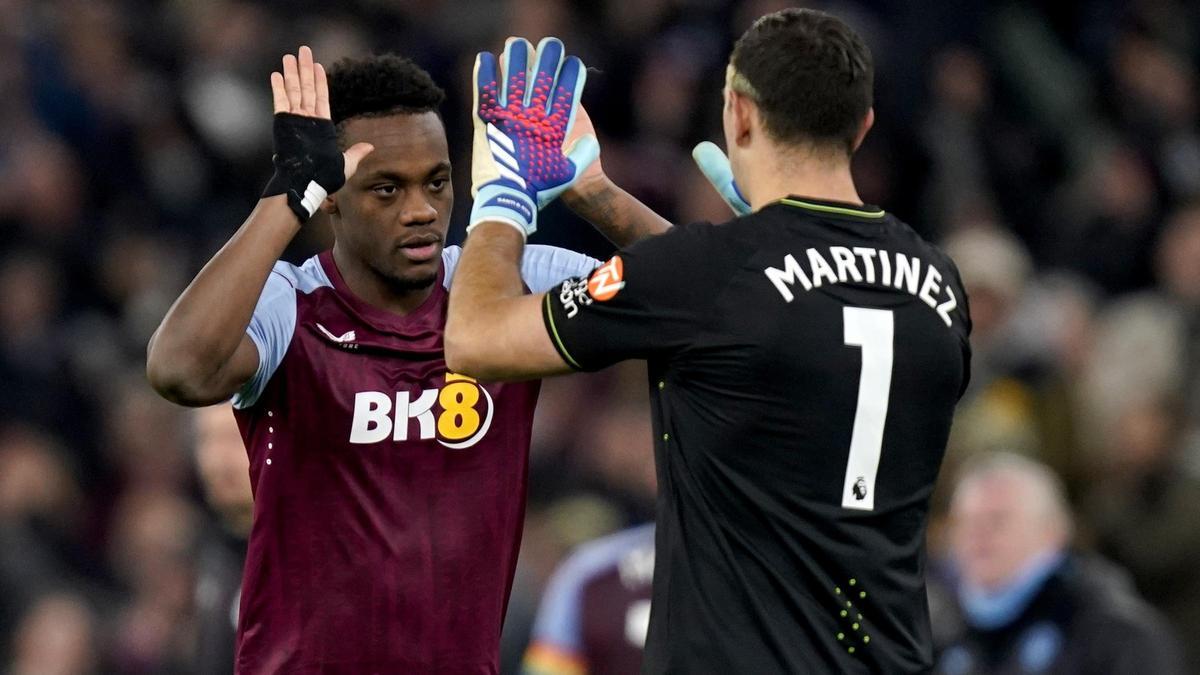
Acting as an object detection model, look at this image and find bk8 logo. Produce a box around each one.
[348,373,495,449]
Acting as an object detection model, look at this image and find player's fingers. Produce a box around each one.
[282,53,302,111]
[270,72,289,114]
[474,51,499,115]
[550,54,584,125]
[315,62,331,120]
[692,141,752,215]
[531,37,564,110]
[501,37,532,107]
[298,46,316,114]
[342,142,375,181]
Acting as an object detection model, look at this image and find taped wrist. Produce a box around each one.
[263,113,345,223]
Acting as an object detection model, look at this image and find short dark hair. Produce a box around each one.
[327,54,445,132]
[731,8,873,154]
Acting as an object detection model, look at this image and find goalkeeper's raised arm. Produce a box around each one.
[146,46,372,406]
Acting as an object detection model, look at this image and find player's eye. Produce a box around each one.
[429,178,449,193]
[372,184,397,196]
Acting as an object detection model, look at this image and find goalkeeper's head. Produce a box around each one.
[322,54,451,294]
[723,9,874,193]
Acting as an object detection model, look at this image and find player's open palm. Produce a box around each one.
[265,46,373,222]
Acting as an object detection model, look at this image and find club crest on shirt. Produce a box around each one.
[348,373,495,449]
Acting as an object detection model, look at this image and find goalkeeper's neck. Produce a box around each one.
[740,139,865,212]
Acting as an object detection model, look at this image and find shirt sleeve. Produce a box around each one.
[541,222,722,371]
[231,268,298,409]
[440,244,600,294]
[522,565,588,674]
[520,245,602,293]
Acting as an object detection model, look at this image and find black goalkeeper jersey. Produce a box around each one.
[541,196,971,674]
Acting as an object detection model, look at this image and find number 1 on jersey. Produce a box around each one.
[841,307,894,511]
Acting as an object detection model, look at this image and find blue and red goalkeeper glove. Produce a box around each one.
[468,37,600,239]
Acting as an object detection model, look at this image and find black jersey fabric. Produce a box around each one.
[542,196,971,674]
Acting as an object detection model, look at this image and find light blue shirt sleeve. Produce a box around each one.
[231,268,298,410]
[441,244,600,293]
[527,550,589,655]
[519,245,602,292]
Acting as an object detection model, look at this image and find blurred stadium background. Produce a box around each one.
[1,0,1199,672]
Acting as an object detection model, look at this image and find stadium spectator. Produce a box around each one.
[933,453,1182,675]
[190,404,251,675]
[5,592,98,675]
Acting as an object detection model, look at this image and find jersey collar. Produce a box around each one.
[316,250,447,332]
[775,195,886,220]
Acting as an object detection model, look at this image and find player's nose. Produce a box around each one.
[397,190,438,227]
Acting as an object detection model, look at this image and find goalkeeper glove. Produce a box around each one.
[262,113,349,223]
[469,37,600,239]
[692,141,752,216]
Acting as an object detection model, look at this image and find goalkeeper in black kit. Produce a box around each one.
[446,9,971,674]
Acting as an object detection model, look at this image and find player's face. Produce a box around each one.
[330,112,453,290]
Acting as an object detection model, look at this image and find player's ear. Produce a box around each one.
[320,194,339,216]
[729,90,754,149]
[851,107,875,153]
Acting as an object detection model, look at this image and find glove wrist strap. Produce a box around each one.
[469,183,537,238]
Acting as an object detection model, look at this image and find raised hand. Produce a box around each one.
[264,46,373,221]
[468,37,599,238]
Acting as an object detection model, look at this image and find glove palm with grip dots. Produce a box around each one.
[469,37,599,238]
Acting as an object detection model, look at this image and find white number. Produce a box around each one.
[841,307,894,511]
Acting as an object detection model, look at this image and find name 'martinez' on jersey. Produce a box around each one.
[764,246,960,327]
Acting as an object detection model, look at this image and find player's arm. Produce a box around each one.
[559,105,672,247]
[147,46,372,406]
[444,223,571,380]
[448,38,719,379]
[559,103,752,248]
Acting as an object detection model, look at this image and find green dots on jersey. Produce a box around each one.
[836,578,872,656]
[658,381,665,390]
[662,433,670,441]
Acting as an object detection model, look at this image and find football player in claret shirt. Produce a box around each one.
[449,11,971,675]
[522,523,656,675]
[146,46,610,674]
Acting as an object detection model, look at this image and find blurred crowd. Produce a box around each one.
[1,0,1199,673]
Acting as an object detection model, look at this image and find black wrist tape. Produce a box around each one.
[263,113,345,223]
